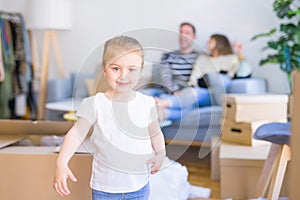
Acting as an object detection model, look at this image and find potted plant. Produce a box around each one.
[252,0,300,89]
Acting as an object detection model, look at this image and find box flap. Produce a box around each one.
[53,139,94,154]
[225,94,288,104]
[0,146,56,154]
[0,135,24,149]
[0,120,73,135]
[220,140,271,160]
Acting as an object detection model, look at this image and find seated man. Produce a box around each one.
[142,22,199,97]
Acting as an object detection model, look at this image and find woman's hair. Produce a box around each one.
[210,34,233,56]
[102,36,144,69]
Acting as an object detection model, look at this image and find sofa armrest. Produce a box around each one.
[229,78,267,94]
[47,78,73,102]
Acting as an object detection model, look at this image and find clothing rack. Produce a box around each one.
[0,10,36,120]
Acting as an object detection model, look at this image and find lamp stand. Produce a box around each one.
[37,30,66,120]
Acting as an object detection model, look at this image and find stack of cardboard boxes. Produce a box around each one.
[219,94,289,199]
[221,94,288,146]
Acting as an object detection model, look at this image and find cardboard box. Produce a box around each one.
[0,120,94,200]
[0,146,93,200]
[220,141,270,200]
[0,120,73,135]
[289,71,300,200]
[221,120,275,146]
[223,94,288,122]
[220,141,288,200]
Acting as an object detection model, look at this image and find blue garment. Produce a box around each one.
[141,74,232,121]
[140,87,211,121]
[140,88,165,97]
[92,182,150,200]
[162,87,211,121]
[162,74,232,120]
[19,14,32,82]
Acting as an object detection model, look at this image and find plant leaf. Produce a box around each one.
[259,54,281,66]
[280,23,297,36]
[251,29,276,41]
[267,41,281,49]
[287,9,300,16]
[273,0,293,18]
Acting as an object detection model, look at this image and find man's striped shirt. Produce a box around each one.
[160,50,199,93]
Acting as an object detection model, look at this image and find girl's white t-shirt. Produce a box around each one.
[76,92,158,193]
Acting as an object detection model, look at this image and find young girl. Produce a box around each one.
[54,36,166,200]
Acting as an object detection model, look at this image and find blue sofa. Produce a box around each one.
[46,66,267,147]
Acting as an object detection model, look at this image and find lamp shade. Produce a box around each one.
[25,0,73,30]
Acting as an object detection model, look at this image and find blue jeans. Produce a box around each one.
[140,74,231,121]
[162,74,232,120]
[140,87,211,121]
[92,183,150,200]
[163,87,211,120]
[139,88,165,97]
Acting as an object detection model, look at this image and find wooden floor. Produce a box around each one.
[166,144,220,200]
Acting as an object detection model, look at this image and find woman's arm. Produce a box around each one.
[54,117,91,196]
[147,119,166,174]
[188,55,208,87]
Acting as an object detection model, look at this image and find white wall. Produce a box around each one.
[1,0,290,93]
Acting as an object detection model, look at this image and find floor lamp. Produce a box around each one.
[26,0,73,120]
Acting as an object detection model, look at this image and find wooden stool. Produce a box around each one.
[254,122,291,200]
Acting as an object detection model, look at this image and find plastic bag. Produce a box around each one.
[149,159,190,200]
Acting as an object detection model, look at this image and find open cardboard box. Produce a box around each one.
[0,120,93,200]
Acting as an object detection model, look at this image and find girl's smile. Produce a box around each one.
[104,52,143,99]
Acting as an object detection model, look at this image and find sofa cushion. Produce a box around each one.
[181,106,222,127]
[162,106,223,142]
[229,78,267,94]
[71,72,96,98]
[204,73,230,105]
[47,78,72,102]
[162,125,221,143]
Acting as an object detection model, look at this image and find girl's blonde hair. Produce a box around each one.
[102,36,144,69]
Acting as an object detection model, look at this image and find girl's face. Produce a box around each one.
[208,37,216,52]
[104,52,143,95]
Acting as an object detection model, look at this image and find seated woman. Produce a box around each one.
[156,34,252,121]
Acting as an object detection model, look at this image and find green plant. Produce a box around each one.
[252,0,300,87]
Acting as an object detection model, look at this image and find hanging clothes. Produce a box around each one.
[19,13,36,120]
[0,18,15,119]
[0,11,35,119]
[0,29,4,82]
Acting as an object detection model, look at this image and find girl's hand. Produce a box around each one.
[146,151,165,174]
[53,165,77,196]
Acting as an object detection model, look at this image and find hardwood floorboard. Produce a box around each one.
[166,144,220,199]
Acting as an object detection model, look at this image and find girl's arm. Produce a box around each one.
[147,119,166,174]
[54,117,91,196]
